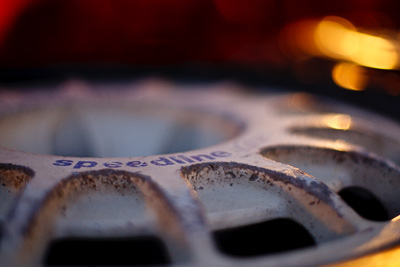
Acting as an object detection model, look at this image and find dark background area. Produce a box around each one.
[0,0,398,121]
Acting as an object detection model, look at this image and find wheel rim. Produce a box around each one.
[1,80,400,266]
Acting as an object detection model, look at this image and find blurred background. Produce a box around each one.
[0,0,399,120]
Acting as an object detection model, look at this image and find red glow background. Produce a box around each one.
[0,0,399,67]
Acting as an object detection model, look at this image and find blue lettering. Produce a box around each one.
[103,162,123,168]
[53,159,73,167]
[169,156,186,164]
[73,161,97,169]
[151,157,174,166]
[126,161,148,167]
[178,155,194,163]
[210,151,231,157]
[52,151,231,168]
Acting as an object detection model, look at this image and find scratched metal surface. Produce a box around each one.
[1,79,400,266]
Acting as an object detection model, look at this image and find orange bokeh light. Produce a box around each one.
[332,62,368,91]
[283,16,400,70]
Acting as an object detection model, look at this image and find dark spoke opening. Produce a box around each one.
[43,236,171,266]
[213,218,315,257]
[338,186,389,221]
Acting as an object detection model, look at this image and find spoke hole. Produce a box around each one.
[290,127,400,165]
[43,236,171,266]
[212,218,315,257]
[338,186,389,221]
[0,105,243,157]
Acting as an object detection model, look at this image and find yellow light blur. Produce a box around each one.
[391,215,400,222]
[332,62,368,91]
[353,33,398,69]
[322,114,352,130]
[314,16,399,70]
[315,17,358,58]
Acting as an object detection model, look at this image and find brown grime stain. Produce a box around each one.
[0,163,34,190]
[226,171,237,179]
[249,173,258,181]
[181,161,336,209]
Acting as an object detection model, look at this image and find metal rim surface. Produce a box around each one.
[1,79,400,266]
